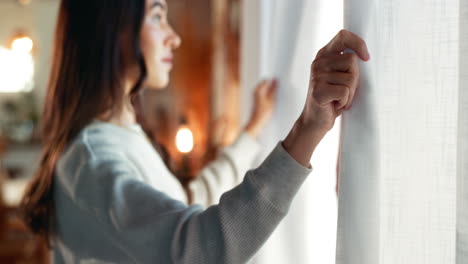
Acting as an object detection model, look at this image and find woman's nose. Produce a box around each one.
[172,33,181,49]
[167,27,181,50]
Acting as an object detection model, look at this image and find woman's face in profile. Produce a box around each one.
[140,0,181,89]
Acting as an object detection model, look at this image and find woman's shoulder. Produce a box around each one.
[81,120,142,152]
[56,122,139,179]
[55,123,144,201]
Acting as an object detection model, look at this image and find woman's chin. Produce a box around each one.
[145,77,170,90]
[147,84,168,90]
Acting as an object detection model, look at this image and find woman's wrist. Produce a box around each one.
[244,120,261,138]
[282,116,325,168]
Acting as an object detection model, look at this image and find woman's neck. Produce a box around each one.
[109,104,137,126]
[96,101,136,126]
[96,79,138,127]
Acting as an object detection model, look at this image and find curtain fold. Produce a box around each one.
[338,0,464,263]
[336,1,381,263]
[458,1,468,263]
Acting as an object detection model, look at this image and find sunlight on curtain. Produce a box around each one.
[338,0,465,263]
[242,0,342,263]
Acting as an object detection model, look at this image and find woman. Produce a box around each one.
[20,0,370,263]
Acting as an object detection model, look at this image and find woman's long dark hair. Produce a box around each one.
[20,0,147,246]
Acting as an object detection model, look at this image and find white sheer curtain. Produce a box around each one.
[241,0,343,263]
[242,0,467,263]
[337,0,468,264]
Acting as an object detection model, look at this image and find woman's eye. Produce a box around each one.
[153,14,163,23]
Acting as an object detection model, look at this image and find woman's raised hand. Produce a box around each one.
[245,79,278,138]
[283,30,370,167]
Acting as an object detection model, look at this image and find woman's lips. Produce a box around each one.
[162,57,173,64]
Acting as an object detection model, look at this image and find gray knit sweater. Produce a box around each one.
[52,120,312,264]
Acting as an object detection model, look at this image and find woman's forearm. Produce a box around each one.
[282,116,324,168]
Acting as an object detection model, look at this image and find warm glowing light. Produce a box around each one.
[18,0,32,5]
[0,46,35,93]
[176,127,194,153]
[11,37,34,54]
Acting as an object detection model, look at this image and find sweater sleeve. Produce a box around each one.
[71,142,312,264]
[189,132,262,207]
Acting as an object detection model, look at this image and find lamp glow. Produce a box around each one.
[0,46,34,93]
[11,37,33,54]
[176,127,194,153]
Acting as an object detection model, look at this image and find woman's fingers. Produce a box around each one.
[312,48,361,110]
[318,30,370,61]
[256,80,269,96]
[312,83,350,109]
[312,71,358,109]
[325,71,359,110]
[267,79,278,100]
[323,72,357,86]
[245,78,279,137]
[256,79,277,102]
[313,53,360,73]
